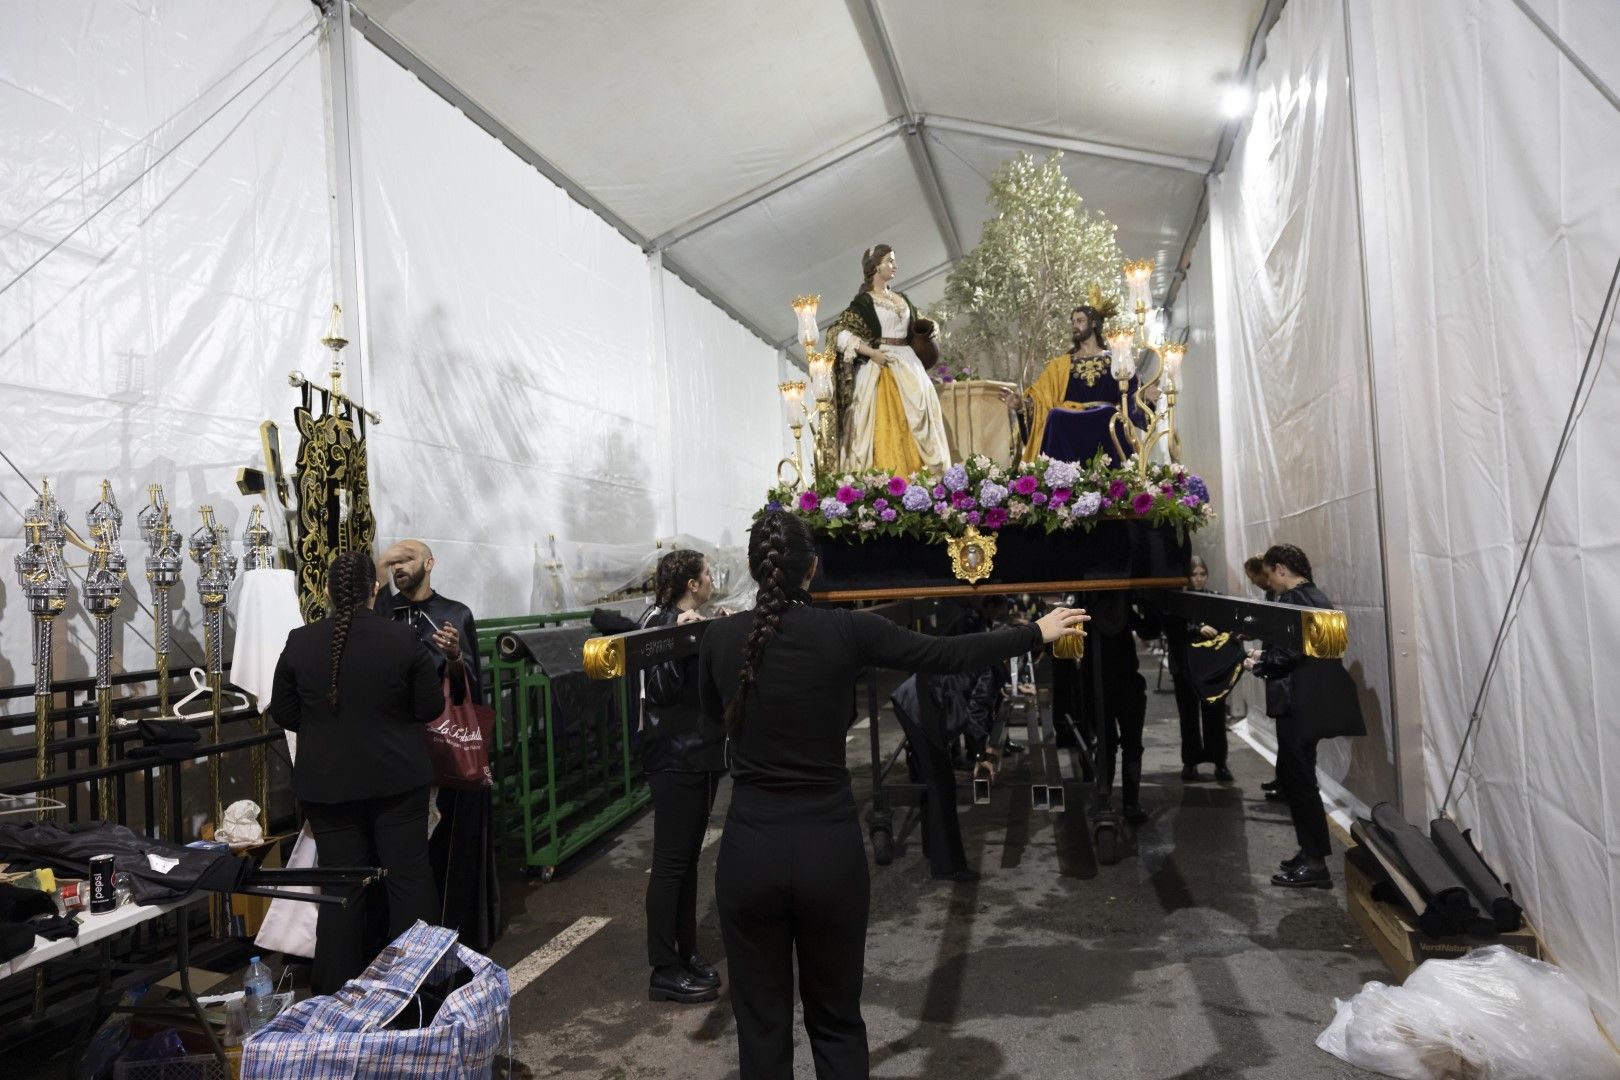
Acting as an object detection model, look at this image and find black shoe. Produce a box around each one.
[1002,738,1025,756]
[930,868,981,882]
[1264,787,1287,801]
[1214,764,1234,783]
[1271,863,1332,889]
[649,966,719,1003]
[1261,779,1279,794]
[1180,764,1199,782]
[1123,805,1150,825]
[683,953,720,989]
[1279,851,1305,872]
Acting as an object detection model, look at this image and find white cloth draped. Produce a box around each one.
[834,299,951,473]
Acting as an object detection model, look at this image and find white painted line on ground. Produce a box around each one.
[702,825,724,850]
[507,916,610,995]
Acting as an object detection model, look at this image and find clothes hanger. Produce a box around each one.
[170,667,252,718]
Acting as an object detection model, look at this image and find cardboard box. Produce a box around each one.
[1345,843,1541,982]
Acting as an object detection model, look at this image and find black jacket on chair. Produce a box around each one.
[270,606,444,804]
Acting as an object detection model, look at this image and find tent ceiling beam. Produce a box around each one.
[1507,0,1620,115]
[346,1,780,348]
[848,0,965,261]
[649,118,906,252]
[921,115,1211,175]
[1164,0,1288,310]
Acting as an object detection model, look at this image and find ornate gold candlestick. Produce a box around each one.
[189,506,238,825]
[138,485,182,837]
[83,481,129,819]
[777,381,808,489]
[13,481,70,820]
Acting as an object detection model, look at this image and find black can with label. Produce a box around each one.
[88,854,118,914]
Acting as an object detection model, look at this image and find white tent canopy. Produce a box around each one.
[350,0,1267,345]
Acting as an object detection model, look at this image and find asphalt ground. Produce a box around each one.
[491,662,1384,1079]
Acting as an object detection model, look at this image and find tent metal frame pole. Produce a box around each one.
[847,0,964,261]
[321,0,368,398]
[1163,0,1289,311]
[922,114,1209,175]
[1507,0,1620,115]
[343,1,781,348]
[649,119,905,252]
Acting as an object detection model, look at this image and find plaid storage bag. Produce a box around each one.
[242,920,510,1079]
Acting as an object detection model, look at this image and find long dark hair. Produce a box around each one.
[726,512,816,736]
[654,548,706,611]
[326,550,376,709]
[1072,304,1107,352]
[1262,543,1313,584]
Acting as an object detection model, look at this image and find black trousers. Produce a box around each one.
[303,785,439,995]
[1275,720,1332,859]
[646,769,722,969]
[717,784,869,1080]
[1171,669,1228,766]
[893,690,968,877]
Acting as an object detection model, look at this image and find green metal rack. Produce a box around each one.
[476,612,651,880]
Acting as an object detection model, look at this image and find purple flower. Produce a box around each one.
[887,476,909,496]
[984,507,1009,529]
[823,501,850,520]
[1160,482,1176,495]
[1132,492,1156,515]
[941,373,954,383]
[1049,488,1072,507]
[836,485,861,505]
[880,508,898,522]
[1031,491,1049,506]
[931,484,947,499]
[873,498,889,512]
[902,485,932,511]
[943,464,969,492]
[966,511,982,526]
[977,479,1008,508]
[1042,460,1080,489]
[1185,475,1209,503]
[798,491,820,512]
[1011,474,1039,496]
[951,492,977,511]
[1108,479,1128,501]
[1180,494,1201,509]
[1074,492,1103,517]
[766,501,782,513]
[934,501,950,515]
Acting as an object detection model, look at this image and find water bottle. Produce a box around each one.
[243,956,275,1031]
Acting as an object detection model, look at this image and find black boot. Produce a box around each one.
[683,953,720,989]
[1181,764,1199,782]
[649,965,719,1003]
[1214,764,1234,783]
[1121,755,1143,815]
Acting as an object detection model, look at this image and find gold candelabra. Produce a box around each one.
[777,380,808,488]
[1102,258,1189,478]
[785,295,841,488]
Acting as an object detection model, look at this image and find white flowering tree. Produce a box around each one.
[936,153,1125,388]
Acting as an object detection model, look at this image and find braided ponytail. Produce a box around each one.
[726,512,816,736]
[326,550,376,709]
[653,549,707,611]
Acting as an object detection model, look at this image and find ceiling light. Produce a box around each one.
[1221,84,1253,119]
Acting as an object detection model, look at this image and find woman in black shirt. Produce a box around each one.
[698,511,1088,1079]
[640,549,727,1004]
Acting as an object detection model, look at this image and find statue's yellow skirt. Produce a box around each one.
[871,366,923,476]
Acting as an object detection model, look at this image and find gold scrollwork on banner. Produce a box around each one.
[293,403,377,623]
[945,526,997,585]
[1302,609,1348,659]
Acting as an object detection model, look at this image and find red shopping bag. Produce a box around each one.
[425,680,493,789]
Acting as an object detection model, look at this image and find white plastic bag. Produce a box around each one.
[1318,945,1620,1079]
[253,822,318,958]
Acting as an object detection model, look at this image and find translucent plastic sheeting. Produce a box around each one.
[0,0,333,682]
[1168,231,1228,593]
[1346,0,1620,1032]
[353,32,780,621]
[1206,0,1397,808]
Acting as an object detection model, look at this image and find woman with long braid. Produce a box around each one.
[270,550,444,993]
[698,512,1089,1079]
